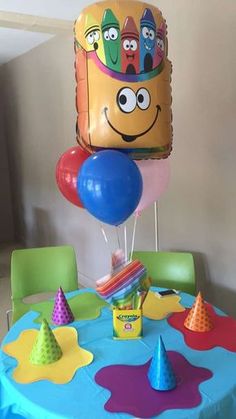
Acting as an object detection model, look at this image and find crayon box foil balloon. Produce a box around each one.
[74,0,172,160]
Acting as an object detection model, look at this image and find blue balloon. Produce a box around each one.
[77,150,143,226]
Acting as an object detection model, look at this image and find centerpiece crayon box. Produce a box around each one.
[113,309,142,339]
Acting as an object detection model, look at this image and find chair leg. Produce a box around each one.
[6,309,12,331]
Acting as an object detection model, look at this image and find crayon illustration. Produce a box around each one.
[154,22,166,68]
[140,8,156,73]
[121,17,140,74]
[101,9,121,72]
[75,0,172,159]
[84,14,105,63]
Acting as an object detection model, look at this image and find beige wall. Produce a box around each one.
[0,73,14,242]
[1,0,236,315]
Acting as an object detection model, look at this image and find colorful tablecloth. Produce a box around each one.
[1,288,236,419]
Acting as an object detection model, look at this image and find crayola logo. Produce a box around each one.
[113,308,142,339]
[116,314,140,322]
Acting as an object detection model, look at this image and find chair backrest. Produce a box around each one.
[11,245,78,300]
[131,251,196,295]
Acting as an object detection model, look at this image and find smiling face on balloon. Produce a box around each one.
[85,58,171,153]
[104,85,160,143]
[74,0,172,159]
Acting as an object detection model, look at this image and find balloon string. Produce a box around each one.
[154,201,159,251]
[129,214,138,262]
[124,224,127,262]
[116,226,121,249]
[100,224,108,244]
[100,224,113,256]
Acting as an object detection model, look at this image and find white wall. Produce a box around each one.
[1,0,236,316]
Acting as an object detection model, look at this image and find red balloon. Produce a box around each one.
[56,146,90,208]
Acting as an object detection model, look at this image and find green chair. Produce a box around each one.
[10,245,78,325]
[131,251,196,295]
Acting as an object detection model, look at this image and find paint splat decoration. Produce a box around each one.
[2,321,93,384]
[31,291,108,325]
[168,293,236,351]
[74,0,172,159]
[142,291,185,320]
[95,351,212,418]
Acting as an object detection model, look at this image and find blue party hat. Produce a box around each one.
[147,335,176,391]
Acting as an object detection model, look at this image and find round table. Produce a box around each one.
[1,288,236,419]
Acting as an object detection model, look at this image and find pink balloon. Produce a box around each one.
[135,159,170,214]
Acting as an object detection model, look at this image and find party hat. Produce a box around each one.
[52,286,74,325]
[30,319,62,365]
[184,292,214,332]
[147,335,176,391]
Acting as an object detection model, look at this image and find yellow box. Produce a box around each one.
[113,309,142,340]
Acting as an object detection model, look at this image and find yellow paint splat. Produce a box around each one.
[3,327,93,384]
[142,291,185,320]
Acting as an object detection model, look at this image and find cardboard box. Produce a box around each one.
[113,309,142,339]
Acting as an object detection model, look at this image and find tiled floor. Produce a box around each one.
[0,243,21,342]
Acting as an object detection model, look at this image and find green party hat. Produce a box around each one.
[30,319,62,365]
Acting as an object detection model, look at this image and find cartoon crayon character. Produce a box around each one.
[75,0,172,160]
[140,8,156,73]
[101,9,121,72]
[154,22,166,68]
[83,14,105,63]
[121,16,140,74]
